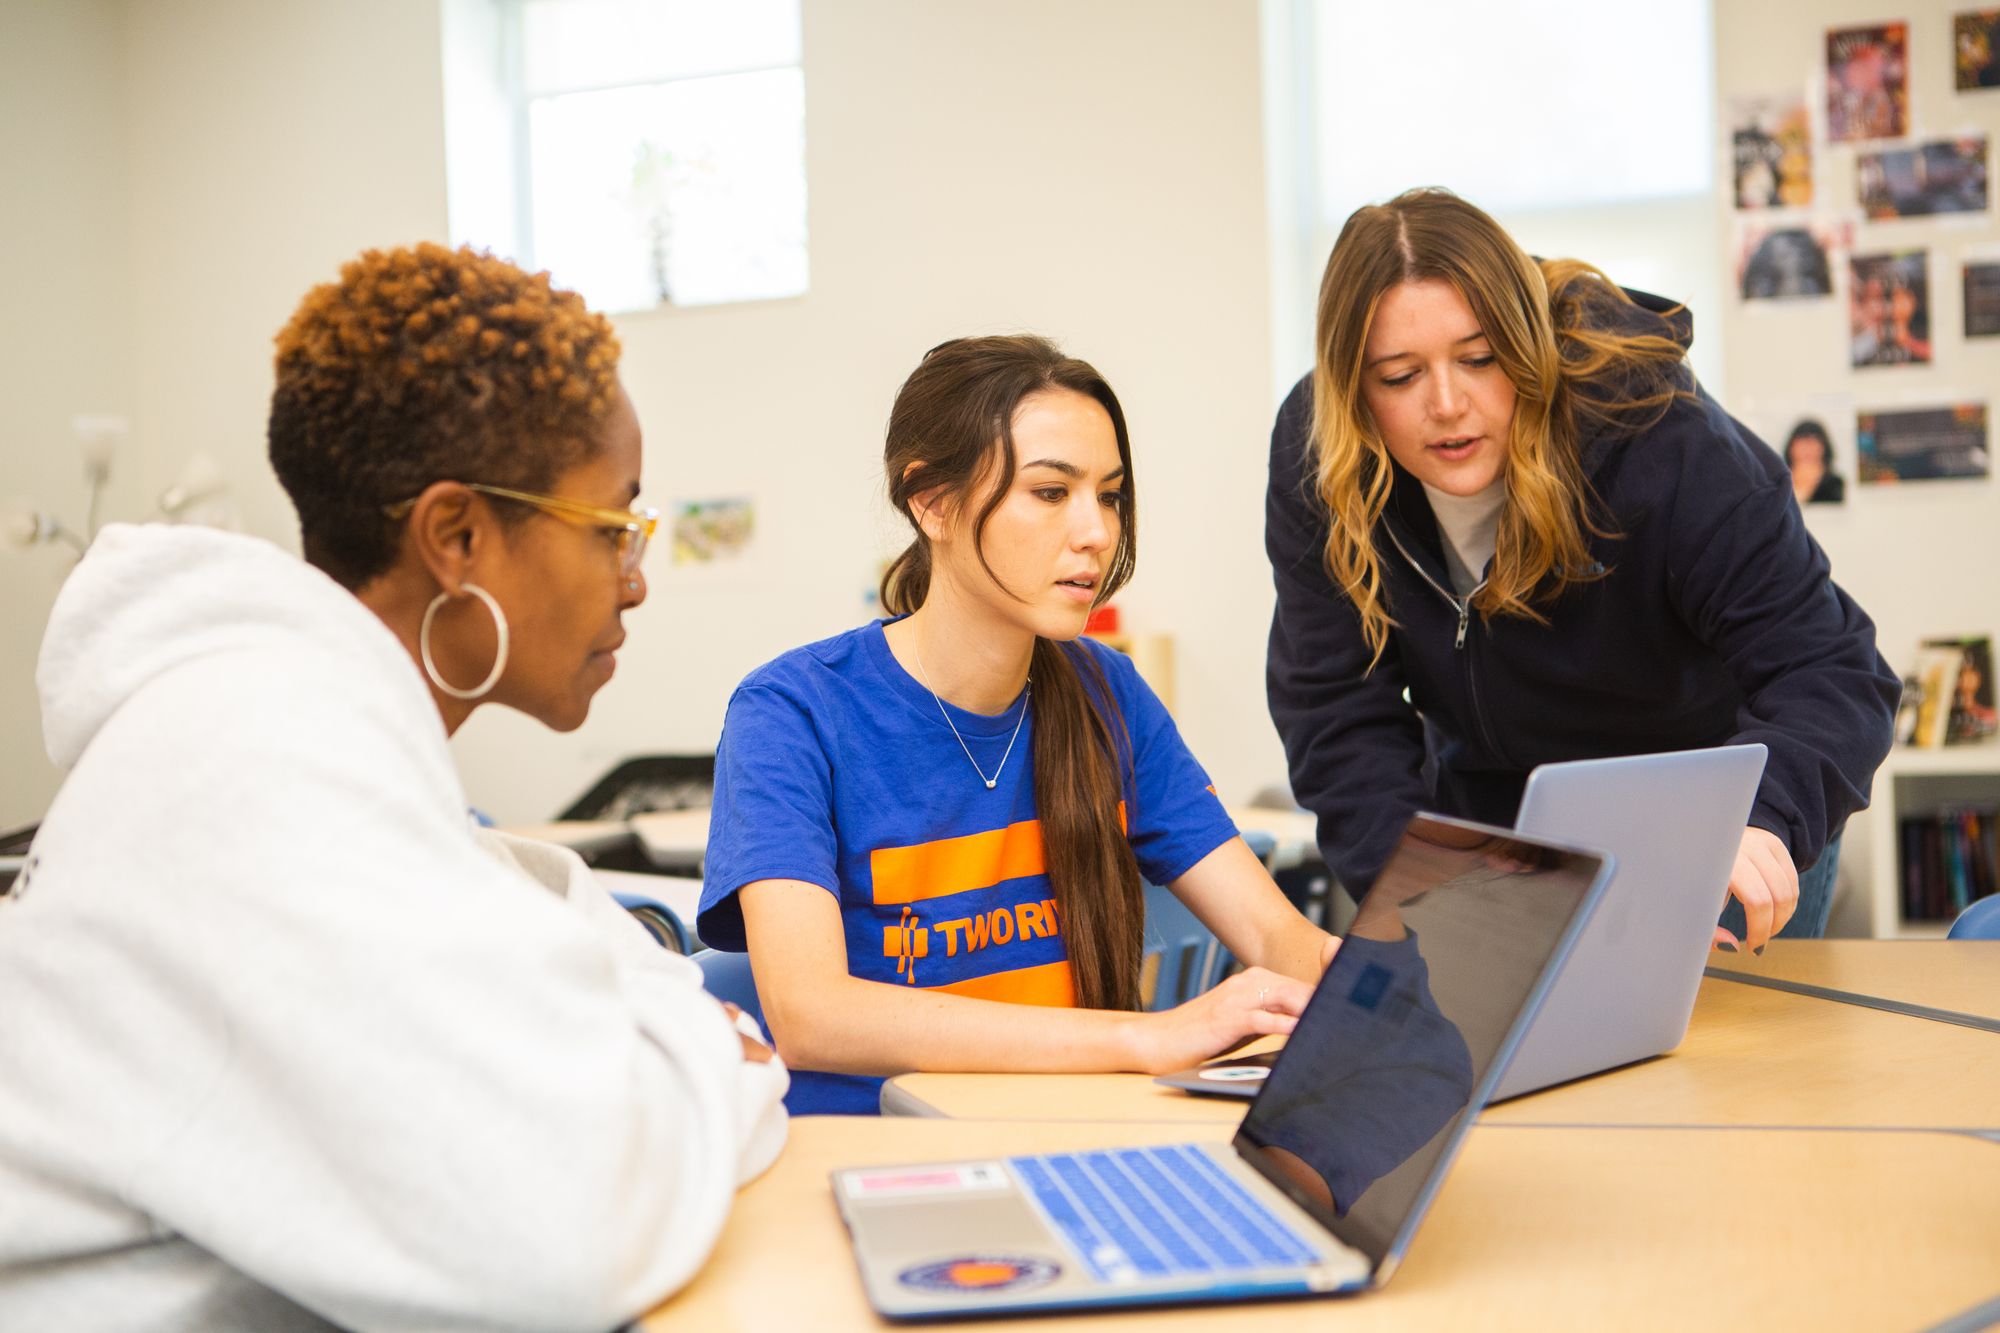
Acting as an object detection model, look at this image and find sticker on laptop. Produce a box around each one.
[1199,1065,1270,1083]
[843,1162,1010,1198]
[898,1255,1061,1294]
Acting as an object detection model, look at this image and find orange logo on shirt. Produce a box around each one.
[884,905,929,984]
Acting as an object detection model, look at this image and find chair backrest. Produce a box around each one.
[1141,881,1231,1011]
[1947,893,2000,940]
[610,891,693,955]
[693,948,771,1042]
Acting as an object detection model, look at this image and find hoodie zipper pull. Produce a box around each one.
[1454,602,1470,650]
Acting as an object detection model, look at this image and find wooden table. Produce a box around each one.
[498,819,631,858]
[628,808,711,872]
[1707,938,2000,1026]
[642,1116,2000,1332]
[888,945,2000,1131]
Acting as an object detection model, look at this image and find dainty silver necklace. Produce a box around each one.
[909,635,1029,791]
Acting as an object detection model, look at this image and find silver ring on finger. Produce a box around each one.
[1257,986,1269,1005]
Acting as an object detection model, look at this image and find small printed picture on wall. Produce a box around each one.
[1737,224,1835,300]
[1731,95,1814,208]
[1856,403,1990,483]
[1827,22,1909,141]
[1857,137,1989,218]
[671,497,755,565]
[1965,261,2000,336]
[1850,251,1932,367]
[1956,9,2000,90]
[1780,417,1847,505]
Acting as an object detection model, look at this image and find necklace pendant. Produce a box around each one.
[984,778,997,790]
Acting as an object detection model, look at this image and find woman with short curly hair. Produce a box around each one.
[0,243,786,1331]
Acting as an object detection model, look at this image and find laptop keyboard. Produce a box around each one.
[1010,1145,1321,1282]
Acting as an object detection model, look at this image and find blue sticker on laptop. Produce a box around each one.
[899,1256,1061,1294]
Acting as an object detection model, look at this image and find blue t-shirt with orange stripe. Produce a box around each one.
[698,619,1240,1113]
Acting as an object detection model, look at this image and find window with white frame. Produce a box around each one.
[1263,0,1720,395]
[443,0,808,314]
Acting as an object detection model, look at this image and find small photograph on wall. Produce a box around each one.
[1827,22,1909,141]
[1956,9,2000,90]
[1780,416,1849,505]
[1731,95,1814,208]
[1856,402,1990,482]
[1965,260,2000,335]
[1737,223,1836,300]
[1857,137,1990,218]
[1850,250,1932,366]
[671,497,755,565]
[1750,397,1853,507]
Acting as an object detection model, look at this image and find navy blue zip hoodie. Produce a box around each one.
[1265,289,1900,898]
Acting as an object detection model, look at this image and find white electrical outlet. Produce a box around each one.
[72,415,129,479]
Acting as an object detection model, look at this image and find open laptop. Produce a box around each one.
[1162,744,1765,1107]
[832,813,1611,1319]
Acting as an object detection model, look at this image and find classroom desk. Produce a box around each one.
[498,819,631,859]
[589,869,702,931]
[628,808,711,872]
[1707,938,2000,1026]
[641,1116,2000,1332]
[887,949,2000,1131]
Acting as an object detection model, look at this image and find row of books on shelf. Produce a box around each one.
[1899,806,1999,922]
[1895,635,1998,748]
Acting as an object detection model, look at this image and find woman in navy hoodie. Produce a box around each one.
[1265,188,1899,951]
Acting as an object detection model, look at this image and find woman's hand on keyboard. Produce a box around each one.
[1131,967,1314,1074]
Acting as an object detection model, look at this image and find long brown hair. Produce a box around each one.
[879,335,1145,1011]
[1310,188,1689,664]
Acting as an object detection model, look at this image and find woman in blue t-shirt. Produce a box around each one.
[700,335,1340,1113]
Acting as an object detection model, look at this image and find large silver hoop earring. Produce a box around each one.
[420,582,509,701]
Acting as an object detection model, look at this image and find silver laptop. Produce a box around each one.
[832,814,1611,1319]
[1159,745,1764,1108]
[1492,743,1766,1099]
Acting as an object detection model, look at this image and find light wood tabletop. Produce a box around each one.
[1481,974,2000,1130]
[627,808,711,868]
[1706,939,2000,1024]
[888,949,2000,1131]
[497,819,631,856]
[642,1116,2000,1332]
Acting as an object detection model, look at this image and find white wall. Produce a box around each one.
[0,0,136,830]
[465,0,1282,824]
[1714,0,2000,932]
[1,0,1283,828]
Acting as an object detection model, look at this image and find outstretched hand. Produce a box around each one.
[1714,826,1798,954]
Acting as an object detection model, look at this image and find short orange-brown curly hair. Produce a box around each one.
[268,242,622,588]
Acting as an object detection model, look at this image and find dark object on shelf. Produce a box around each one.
[1899,804,2000,921]
[558,754,715,822]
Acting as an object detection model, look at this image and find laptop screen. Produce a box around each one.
[1232,813,1605,1272]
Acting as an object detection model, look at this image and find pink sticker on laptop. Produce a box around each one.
[845,1162,1010,1197]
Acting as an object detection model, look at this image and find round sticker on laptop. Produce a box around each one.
[1199,1065,1270,1083]
[898,1255,1061,1294]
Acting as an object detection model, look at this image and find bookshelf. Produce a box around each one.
[1864,741,2000,938]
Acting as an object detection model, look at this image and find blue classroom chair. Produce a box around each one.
[1141,881,1232,1011]
[692,948,772,1045]
[1946,894,2000,940]
[610,891,693,955]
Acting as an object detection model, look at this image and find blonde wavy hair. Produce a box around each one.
[1310,188,1689,666]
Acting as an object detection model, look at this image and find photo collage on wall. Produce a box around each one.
[1735,12,1998,503]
